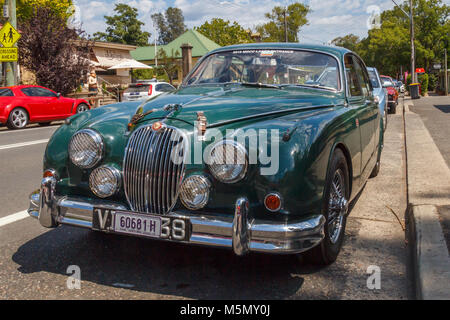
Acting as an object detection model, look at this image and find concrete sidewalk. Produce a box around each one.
[404,97,450,300]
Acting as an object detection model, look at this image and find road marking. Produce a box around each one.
[0,211,29,227]
[0,125,59,134]
[0,139,48,150]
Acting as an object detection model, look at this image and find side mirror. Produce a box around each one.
[56,93,61,98]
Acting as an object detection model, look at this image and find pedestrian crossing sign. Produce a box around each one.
[0,22,21,48]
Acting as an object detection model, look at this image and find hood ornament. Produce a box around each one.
[197,111,207,139]
[128,107,156,131]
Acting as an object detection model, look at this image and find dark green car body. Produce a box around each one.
[30,43,382,258]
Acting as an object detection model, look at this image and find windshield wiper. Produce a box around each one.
[240,82,283,89]
[282,84,337,92]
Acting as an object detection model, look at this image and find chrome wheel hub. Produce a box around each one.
[77,105,88,113]
[328,169,348,244]
[12,110,27,128]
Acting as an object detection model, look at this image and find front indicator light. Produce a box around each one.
[264,193,282,212]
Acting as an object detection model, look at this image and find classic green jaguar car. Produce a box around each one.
[28,43,383,265]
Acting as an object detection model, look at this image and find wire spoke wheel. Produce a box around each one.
[327,169,348,244]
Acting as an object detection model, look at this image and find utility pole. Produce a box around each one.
[409,0,416,83]
[445,46,448,96]
[284,7,288,43]
[5,0,16,86]
[391,0,416,83]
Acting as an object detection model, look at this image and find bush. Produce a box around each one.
[419,73,429,96]
[428,73,438,91]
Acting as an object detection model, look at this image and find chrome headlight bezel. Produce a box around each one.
[89,166,122,198]
[179,175,211,210]
[69,129,104,169]
[207,140,248,184]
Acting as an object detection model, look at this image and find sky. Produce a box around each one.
[72,0,449,45]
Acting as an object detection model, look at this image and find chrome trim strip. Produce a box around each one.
[38,177,58,228]
[232,197,250,256]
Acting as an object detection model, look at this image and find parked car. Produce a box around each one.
[0,85,90,130]
[28,44,383,265]
[122,80,176,102]
[367,67,388,133]
[380,75,399,114]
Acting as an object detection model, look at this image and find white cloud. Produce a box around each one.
[74,0,449,44]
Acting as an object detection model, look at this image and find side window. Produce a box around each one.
[155,84,162,92]
[353,57,371,97]
[22,87,56,97]
[21,87,36,96]
[0,88,14,96]
[344,55,363,97]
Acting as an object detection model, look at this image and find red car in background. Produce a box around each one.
[380,75,399,114]
[0,85,90,130]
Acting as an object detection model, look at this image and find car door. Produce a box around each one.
[344,54,376,185]
[33,87,71,119]
[352,56,378,181]
[21,87,52,121]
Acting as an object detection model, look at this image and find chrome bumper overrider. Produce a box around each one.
[29,177,326,255]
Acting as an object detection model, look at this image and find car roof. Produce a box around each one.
[208,43,352,59]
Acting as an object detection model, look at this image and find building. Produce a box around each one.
[131,30,221,85]
[89,41,138,85]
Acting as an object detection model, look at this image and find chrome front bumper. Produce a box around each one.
[29,177,325,256]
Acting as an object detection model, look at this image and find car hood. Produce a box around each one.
[128,86,344,129]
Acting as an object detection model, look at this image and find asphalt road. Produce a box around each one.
[0,114,410,300]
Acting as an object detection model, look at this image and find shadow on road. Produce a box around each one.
[12,226,314,299]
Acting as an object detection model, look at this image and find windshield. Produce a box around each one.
[184,49,341,91]
[367,69,380,88]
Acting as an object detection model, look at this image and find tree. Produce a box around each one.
[17,0,73,22]
[18,6,92,95]
[152,7,187,45]
[155,48,180,84]
[256,2,310,42]
[352,0,449,77]
[93,4,150,46]
[331,34,360,52]
[195,18,252,46]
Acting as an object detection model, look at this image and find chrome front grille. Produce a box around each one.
[123,125,186,215]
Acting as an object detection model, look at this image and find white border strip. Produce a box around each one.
[0,211,30,227]
[0,139,48,150]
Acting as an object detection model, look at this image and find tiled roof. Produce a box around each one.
[131,29,220,61]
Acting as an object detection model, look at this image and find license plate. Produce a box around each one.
[93,208,190,241]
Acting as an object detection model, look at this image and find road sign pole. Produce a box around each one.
[5,0,16,87]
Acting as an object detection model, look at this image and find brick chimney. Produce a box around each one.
[180,43,193,79]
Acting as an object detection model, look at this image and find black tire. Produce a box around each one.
[7,108,29,130]
[76,103,89,114]
[38,122,51,127]
[304,149,350,265]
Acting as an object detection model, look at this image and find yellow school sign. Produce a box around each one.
[0,22,21,48]
[0,22,20,62]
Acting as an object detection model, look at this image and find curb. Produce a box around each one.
[407,205,450,299]
[403,98,450,299]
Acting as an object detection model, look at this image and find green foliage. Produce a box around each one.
[195,18,252,46]
[132,69,154,80]
[331,34,360,52]
[155,48,180,84]
[428,73,438,91]
[152,7,187,45]
[419,73,429,95]
[353,0,449,77]
[256,2,310,42]
[17,0,73,22]
[93,4,150,46]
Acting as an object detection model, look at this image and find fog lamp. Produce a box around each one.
[179,175,211,210]
[89,166,121,198]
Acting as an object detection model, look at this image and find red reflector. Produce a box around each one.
[264,193,282,212]
[148,85,153,95]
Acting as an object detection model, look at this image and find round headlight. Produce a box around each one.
[89,166,121,198]
[69,129,104,169]
[207,140,248,183]
[179,175,211,210]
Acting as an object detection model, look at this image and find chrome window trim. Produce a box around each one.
[182,48,345,94]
